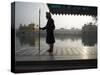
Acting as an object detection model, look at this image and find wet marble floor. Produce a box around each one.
[15,46,97,61]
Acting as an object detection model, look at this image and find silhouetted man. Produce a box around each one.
[40,12,55,53]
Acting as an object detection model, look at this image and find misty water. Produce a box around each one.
[15,34,97,52]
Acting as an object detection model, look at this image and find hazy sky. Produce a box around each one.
[15,2,94,29]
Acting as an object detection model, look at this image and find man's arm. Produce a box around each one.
[39,26,46,30]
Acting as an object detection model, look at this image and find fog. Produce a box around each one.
[15,2,93,29]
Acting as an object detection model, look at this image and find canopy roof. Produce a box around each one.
[47,4,97,16]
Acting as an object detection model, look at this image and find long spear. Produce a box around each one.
[39,9,41,55]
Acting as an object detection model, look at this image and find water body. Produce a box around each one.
[15,34,97,52]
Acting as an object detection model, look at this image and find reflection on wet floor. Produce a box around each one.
[15,46,97,61]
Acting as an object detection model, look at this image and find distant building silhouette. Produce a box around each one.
[16,23,39,37]
[82,22,97,37]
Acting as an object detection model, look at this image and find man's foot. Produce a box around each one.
[49,52,53,56]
